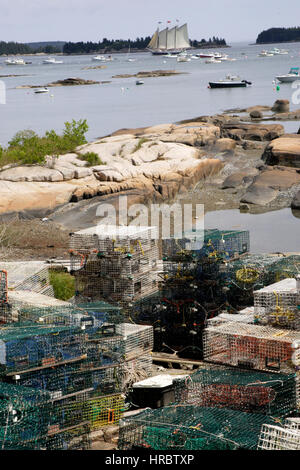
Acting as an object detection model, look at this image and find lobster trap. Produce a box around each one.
[258,418,300,450]
[69,225,160,306]
[0,382,53,449]
[203,321,300,372]
[118,405,276,451]
[173,367,297,417]
[0,270,12,324]
[0,382,90,450]
[0,324,86,373]
[0,261,54,297]
[7,360,124,398]
[59,393,125,431]
[254,277,300,329]
[162,229,250,259]
[115,323,153,361]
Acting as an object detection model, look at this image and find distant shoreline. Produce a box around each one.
[251,40,300,46]
[0,45,230,57]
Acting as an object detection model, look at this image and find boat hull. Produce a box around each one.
[209,82,247,88]
[276,75,299,83]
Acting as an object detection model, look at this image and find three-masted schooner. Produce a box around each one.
[147,23,190,55]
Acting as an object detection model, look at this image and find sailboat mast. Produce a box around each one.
[166,26,168,50]
[175,19,179,50]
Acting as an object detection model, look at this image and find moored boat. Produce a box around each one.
[34,87,49,94]
[258,50,274,57]
[276,67,299,83]
[5,58,25,65]
[205,58,221,64]
[209,75,252,88]
[43,57,63,64]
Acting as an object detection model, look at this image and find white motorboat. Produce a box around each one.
[276,67,300,83]
[92,55,106,61]
[258,50,274,57]
[270,48,289,55]
[136,80,144,85]
[164,53,179,58]
[5,58,25,65]
[92,55,113,62]
[34,87,49,94]
[205,58,221,64]
[177,55,191,62]
[43,57,63,64]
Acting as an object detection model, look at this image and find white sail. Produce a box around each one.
[175,23,190,50]
[147,29,159,50]
[158,27,168,49]
[148,23,190,51]
[167,26,176,50]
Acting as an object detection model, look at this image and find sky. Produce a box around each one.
[0,0,300,44]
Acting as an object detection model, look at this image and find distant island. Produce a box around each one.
[0,40,63,55]
[256,27,300,44]
[63,37,227,54]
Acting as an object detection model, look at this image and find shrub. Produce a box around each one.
[78,151,104,167]
[49,271,75,301]
[0,119,89,168]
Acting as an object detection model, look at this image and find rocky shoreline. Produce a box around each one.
[1,99,300,230]
[16,77,111,88]
[112,70,186,79]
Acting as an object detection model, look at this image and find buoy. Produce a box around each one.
[276,85,280,91]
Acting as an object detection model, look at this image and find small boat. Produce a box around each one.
[126,43,136,62]
[177,55,191,62]
[258,50,274,57]
[164,53,179,58]
[92,55,106,61]
[34,87,49,94]
[43,57,63,64]
[136,80,144,85]
[92,55,113,62]
[205,58,221,64]
[209,75,252,88]
[270,48,289,55]
[196,53,215,58]
[5,58,25,65]
[218,54,236,62]
[276,67,300,83]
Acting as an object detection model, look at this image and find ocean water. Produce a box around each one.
[1,41,300,145]
[204,208,300,253]
[1,41,300,252]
